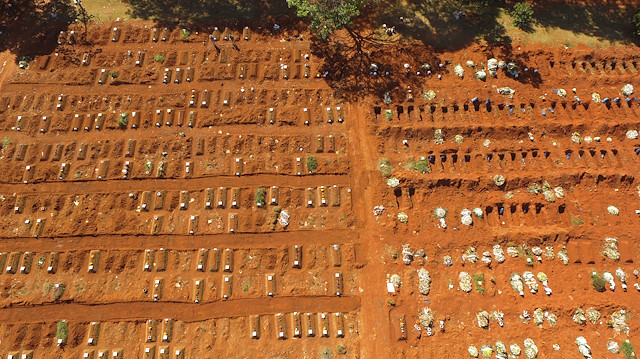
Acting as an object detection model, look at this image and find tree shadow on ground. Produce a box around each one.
[532,2,640,46]
[122,0,297,29]
[0,0,77,59]
[370,0,512,51]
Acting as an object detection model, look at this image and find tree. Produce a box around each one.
[633,10,640,36]
[287,0,367,40]
[511,2,533,30]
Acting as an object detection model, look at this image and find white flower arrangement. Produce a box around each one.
[397,212,409,223]
[386,177,400,188]
[434,207,447,219]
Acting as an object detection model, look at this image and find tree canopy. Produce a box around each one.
[286,0,367,39]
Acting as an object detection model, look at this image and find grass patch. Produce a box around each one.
[622,340,636,359]
[52,283,66,301]
[590,271,606,292]
[378,158,392,177]
[404,157,416,170]
[2,137,10,148]
[153,54,166,62]
[570,214,584,226]
[306,156,318,173]
[384,110,393,121]
[117,113,129,127]
[415,157,430,173]
[472,273,485,294]
[243,281,249,291]
[56,320,68,343]
[337,345,347,355]
[255,188,266,207]
[320,347,332,359]
[181,28,190,39]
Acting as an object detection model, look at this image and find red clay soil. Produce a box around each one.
[0,19,639,359]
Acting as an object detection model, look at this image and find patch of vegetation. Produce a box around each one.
[622,339,636,359]
[18,56,31,69]
[255,188,266,207]
[590,271,606,292]
[53,283,66,301]
[387,297,396,306]
[634,10,640,36]
[404,157,416,170]
[56,320,68,343]
[180,28,190,39]
[307,156,318,173]
[108,70,119,79]
[511,2,534,30]
[337,345,347,355]
[320,347,333,359]
[153,54,166,62]
[2,137,10,148]
[472,273,485,294]
[269,206,282,230]
[243,281,249,291]
[570,214,584,226]
[384,110,393,121]
[117,113,129,127]
[415,157,430,173]
[378,158,392,177]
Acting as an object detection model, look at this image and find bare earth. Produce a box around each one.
[0,20,639,358]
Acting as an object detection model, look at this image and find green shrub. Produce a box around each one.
[307,156,318,173]
[56,320,68,342]
[378,158,392,177]
[590,271,606,292]
[255,188,266,207]
[108,70,118,79]
[2,137,10,148]
[633,10,640,36]
[622,340,636,359]
[512,2,534,29]
[153,54,166,62]
[181,29,190,39]
[117,113,129,127]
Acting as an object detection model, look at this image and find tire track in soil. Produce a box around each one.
[0,174,351,194]
[0,296,360,323]
[0,229,358,251]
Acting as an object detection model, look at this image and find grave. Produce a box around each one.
[47,252,58,273]
[153,248,168,272]
[291,245,302,268]
[87,322,100,346]
[250,315,260,339]
[153,278,163,301]
[222,275,232,299]
[209,248,221,272]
